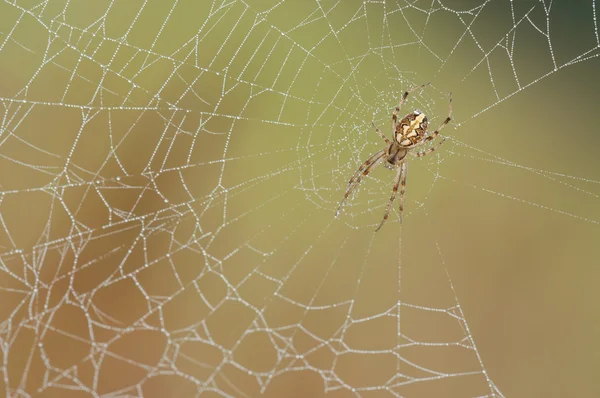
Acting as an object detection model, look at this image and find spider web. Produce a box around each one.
[0,0,599,397]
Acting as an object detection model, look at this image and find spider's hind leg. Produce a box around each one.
[392,82,430,130]
[421,92,452,145]
[413,92,452,158]
[413,137,446,158]
[372,122,391,145]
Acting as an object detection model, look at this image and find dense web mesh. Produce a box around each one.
[0,0,599,397]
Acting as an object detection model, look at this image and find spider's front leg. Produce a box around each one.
[375,161,407,231]
[397,161,407,223]
[336,150,386,218]
[345,148,385,189]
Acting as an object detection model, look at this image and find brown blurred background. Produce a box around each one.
[0,0,599,397]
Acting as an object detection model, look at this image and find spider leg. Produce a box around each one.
[420,92,452,145]
[413,137,446,158]
[398,161,407,222]
[372,122,391,145]
[375,162,405,231]
[345,148,386,189]
[336,151,386,217]
[392,82,430,130]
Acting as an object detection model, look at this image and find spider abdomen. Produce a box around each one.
[396,110,428,147]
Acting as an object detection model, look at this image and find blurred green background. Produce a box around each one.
[0,0,599,397]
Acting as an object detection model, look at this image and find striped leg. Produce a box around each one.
[392,82,430,130]
[413,138,446,158]
[397,161,407,223]
[375,163,404,231]
[372,122,391,145]
[420,92,452,145]
[336,151,386,217]
[345,149,385,189]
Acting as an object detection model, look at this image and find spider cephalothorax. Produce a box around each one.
[336,83,452,231]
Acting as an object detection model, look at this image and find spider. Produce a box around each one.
[336,83,452,231]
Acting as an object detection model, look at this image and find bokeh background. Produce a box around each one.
[0,0,599,397]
